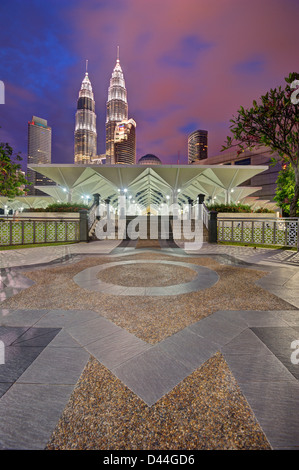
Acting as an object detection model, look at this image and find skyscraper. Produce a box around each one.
[106,48,131,164]
[26,116,53,195]
[114,119,136,164]
[188,130,208,164]
[74,63,97,164]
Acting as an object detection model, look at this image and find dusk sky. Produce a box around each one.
[1,0,299,169]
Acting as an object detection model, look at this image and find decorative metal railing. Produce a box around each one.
[202,203,210,230]
[87,202,97,232]
[217,216,299,249]
[0,217,80,246]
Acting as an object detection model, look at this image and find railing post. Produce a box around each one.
[79,210,88,242]
[196,193,205,220]
[209,211,218,243]
[187,198,193,220]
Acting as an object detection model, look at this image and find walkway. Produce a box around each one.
[0,239,298,450]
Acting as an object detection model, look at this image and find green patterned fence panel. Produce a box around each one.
[23,222,34,244]
[11,222,23,245]
[0,222,11,245]
[35,222,46,243]
[218,217,298,248]
[57,222,67,242]
[0,219,80,246]
[46,221,57,242]
[66,221,78,241]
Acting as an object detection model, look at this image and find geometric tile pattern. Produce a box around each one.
[0,244,299,450]
[73,259,219,296]
[1,307,299,449]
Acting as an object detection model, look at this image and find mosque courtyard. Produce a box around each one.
[0,237,299,450]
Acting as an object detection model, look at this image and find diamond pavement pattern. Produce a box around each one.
[0,307,299,449]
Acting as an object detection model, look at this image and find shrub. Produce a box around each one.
[254,207,275,213]
[206,203,275,214]
[23,202,90,213]
[206,203,253,213]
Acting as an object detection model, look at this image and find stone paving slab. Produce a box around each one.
[188,315,246,347]
[155,328,220,370]
[17,346,89,385]
[237,381,299,450]
[0,382,12,399]
[0,383,75,450]
[273,310,299,326]
[12,327,61,347]
[85,328,152,370]
[221,328,274,356]
[251,326,299,356]
[223,352,296,384]
[0,346,45,383]
[0,308,50,327]
[112,347,193,407]
[66,316,123,346]
[238,310,291,327]
[35,309,100,328]
[46,329,82,348]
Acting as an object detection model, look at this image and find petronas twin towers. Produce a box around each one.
[74,50,136,165]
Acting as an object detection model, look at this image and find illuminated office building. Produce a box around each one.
[26,116,54,195]
[114,119,136,164]
[106,48,130,164]
[188,130,208,163]
[74,65,97,164]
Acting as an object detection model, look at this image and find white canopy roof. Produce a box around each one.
[0,195,55,210]
[28,163,268,209]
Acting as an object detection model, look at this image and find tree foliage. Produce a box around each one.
[274,164,299,216]
[222,72,299,216]
[0,142,30,198]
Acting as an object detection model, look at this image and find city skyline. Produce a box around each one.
[0,0,299,170]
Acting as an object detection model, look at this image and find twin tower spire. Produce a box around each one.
[74,48,136,165]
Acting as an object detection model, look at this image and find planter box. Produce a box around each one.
[18,212,80,219]
[217,212,280,219]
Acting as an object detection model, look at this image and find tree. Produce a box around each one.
[0,142,30,198]
[274,163,299,216]
[222,72,299,217]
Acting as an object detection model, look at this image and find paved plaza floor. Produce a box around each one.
[0,239,299,450]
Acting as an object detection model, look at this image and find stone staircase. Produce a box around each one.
[91,216,209,244]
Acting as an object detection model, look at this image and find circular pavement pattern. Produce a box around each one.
[97,263,198,287]
[73,260,219,296]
